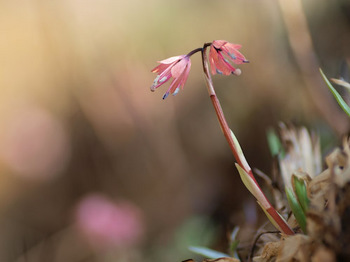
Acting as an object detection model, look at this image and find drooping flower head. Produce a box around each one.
[209,40,249,76]
[151,55,191,99]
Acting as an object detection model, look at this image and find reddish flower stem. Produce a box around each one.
[201,45,294,236]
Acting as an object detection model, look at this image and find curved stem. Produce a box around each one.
[201,44,294,235]
[201,45,253,177]
[186,43,212,57]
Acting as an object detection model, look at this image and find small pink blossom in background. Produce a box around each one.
[209,40,249,76]
[75,194,144,251]
[0,103,70,181]
[151,55,191,99]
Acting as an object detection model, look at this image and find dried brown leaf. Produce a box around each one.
[277,234,310,262]
[259,241,281,261]
[311,246,336,262]
[279,123,321,189]
[331,78,350,91]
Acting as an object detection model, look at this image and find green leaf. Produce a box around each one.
[229,227,240,259]
[266,128,284,157]
[320,68,350,117]
[292,175,309,214]
[188,246,230,259]
[285,187,307,233]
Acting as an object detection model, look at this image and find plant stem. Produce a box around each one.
[201,44,294,235]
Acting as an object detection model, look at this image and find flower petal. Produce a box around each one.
[171,57,188,78]
[151,54,192,99]
[179,59,191,89]
[158,55,184,64]
[214,50,236,75]
[222,43,248,64]
[164,59,191,98]
[151,74,171,91]
[209,45,219,75]
[212,40,227,49]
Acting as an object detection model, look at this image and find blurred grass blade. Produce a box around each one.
[320,68,350,117]
[292,175,309,213]
[266,128,284,157]
[229,227,240,259]
[188,246,230,259]
[285,187,307,233]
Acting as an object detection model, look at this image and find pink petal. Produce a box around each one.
[222,43,248,64]
[224,43,242,51]
[151,63,169,73]
[158,55,184,64]
[170,58,188,78]
[213,50,235,75]
[151,55,184,73]
[164,60,191,98]
[179,60,191,89]
[209,45,219,75]
[151,74,171,91]
[212,40,227,49]
[166,73,184,95]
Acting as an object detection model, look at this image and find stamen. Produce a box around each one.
[229,52,236,60]
[173,87,180,96]
[216,69,223,75]
[152,75,160,85]
[233,69,241,76]
[159,76,168,83]
[162,92,169,100]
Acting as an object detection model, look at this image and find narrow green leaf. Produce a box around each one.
[229,240,239,257]
[285,187,307,233]
[266,128,283,157]
[229,227,240,259]
[188,246,230,259]
[320,68,350,117]
[293,175,309,213]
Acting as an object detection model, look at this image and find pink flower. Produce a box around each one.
[209,40,248,76]
[75,194,144,251]
[151,55,191,99]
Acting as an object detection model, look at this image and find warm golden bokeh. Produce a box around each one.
[0,0,348,261]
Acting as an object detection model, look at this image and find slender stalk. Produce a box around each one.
[201,45,294,235]
[186,47,203,57]
[200,45,254,179]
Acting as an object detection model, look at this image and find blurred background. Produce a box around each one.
[0,0,349,261]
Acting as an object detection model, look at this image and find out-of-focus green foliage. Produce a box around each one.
[188,246,230,259]
[320,68,350,117]
[286,187,307,233]
[293,175,309,214]
[267,128,284,157]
